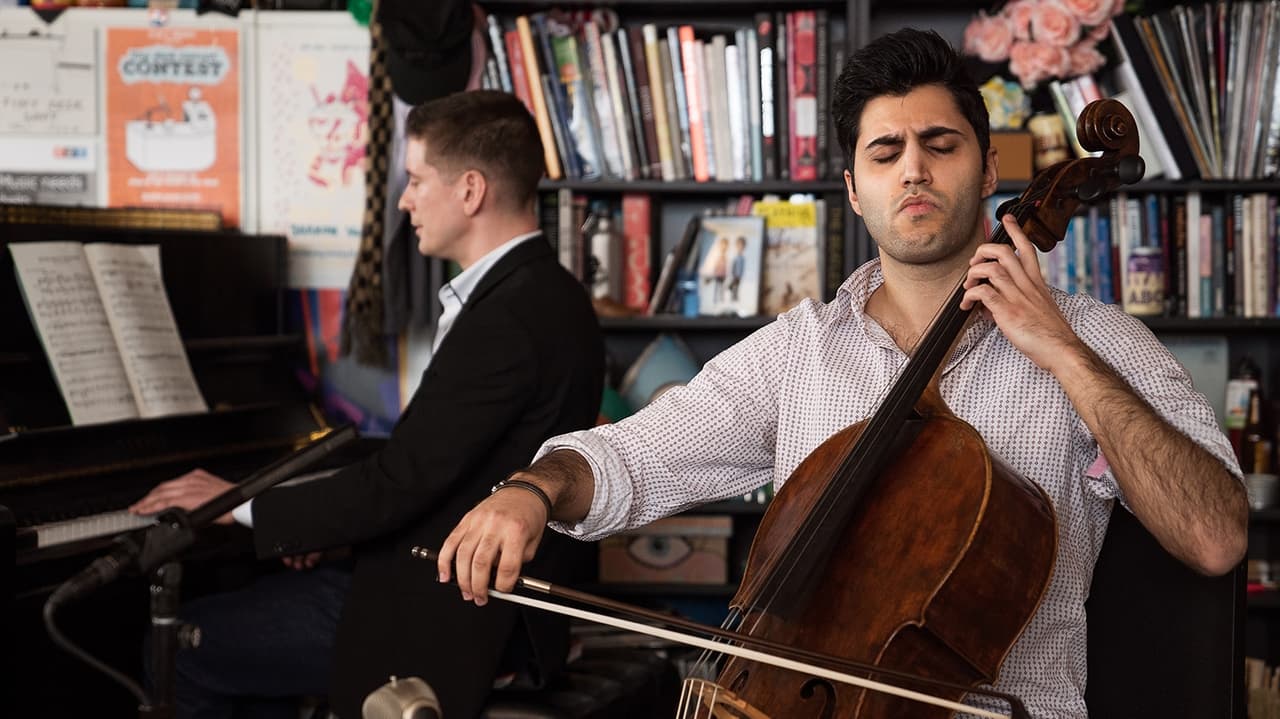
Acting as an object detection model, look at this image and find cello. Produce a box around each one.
[419,98,1145,718]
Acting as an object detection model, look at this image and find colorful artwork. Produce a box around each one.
[287,287,402,435]
[256,24,370,288]
[105,26,241,227]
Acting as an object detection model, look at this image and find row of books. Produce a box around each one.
[478,9,842,183]
[986,190,1279,319]
[1110,3,1280,180]
[539,190,845,317]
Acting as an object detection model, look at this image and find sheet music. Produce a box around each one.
[83,244,207,418]
[8,241,137,425]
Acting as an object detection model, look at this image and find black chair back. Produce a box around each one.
[1086,506,1245,718]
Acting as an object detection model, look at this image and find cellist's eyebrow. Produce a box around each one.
[863,126,963,151]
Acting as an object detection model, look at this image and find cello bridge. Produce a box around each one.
[677,678,770,719]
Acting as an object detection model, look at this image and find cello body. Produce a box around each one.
[716,388,1057,718]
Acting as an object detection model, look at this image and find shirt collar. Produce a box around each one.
[439,230,541,306]
[836,258,996,370]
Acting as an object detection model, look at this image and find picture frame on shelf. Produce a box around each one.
[694,214,765,318]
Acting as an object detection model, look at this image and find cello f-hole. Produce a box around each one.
[799,677,838,719]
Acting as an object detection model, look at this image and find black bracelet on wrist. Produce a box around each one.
[491,478,553,520]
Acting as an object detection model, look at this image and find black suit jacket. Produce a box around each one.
[252,238,603,718]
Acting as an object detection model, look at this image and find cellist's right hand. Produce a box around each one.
[437,476,549,606]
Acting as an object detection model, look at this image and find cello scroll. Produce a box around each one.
[1006,98,1145,253]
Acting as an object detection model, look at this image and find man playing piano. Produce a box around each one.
[131,90,605,719]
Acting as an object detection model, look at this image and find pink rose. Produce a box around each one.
[1009,40,1071,89]
[1003,0,1037,41]
[1068,40,1107,75]
[1062,0,1113,27]
[1111,0,1127,16]
[1030,0,1082,47]
[964,12,1014,63]
[1087,22,1111,43]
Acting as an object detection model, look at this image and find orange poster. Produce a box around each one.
[105,27,240,227]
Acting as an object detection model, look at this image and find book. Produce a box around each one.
[621,193,652,311]
[787,10,818,181]
[1110,14,1201,179]
[647,215,700,316]
[752,197,823,315]
[755,12,779,180]
[514,15,563,181]
[9,241,207,426]
[694,214,765,317]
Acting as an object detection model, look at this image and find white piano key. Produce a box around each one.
[35,510,157,548]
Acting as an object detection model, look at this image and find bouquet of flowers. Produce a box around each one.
[963,0,1126,89]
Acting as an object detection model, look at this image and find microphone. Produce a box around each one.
[362,676,441,719]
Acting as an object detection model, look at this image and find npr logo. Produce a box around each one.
[52,146,89,159]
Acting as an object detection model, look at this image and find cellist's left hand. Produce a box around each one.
[960,213,1087,374]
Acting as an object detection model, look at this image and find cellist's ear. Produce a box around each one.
[981,146,999,200]
[845,169,862,217]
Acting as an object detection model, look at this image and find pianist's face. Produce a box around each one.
[398,137,467,261]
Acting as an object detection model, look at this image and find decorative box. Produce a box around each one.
[598,515,732,584]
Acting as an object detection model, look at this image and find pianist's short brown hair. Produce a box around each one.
[404,90,545,211]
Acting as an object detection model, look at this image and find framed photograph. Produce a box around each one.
[694,215,765,317]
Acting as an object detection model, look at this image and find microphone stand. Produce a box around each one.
[43,424,360,719]
[144,561,190,719]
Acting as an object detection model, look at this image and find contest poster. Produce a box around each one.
[105,26,240,227]
[256,24,369,288]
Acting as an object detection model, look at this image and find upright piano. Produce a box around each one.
[0,221,338,713]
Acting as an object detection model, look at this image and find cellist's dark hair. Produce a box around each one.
[404,90,545,210]
[832,28,990,181]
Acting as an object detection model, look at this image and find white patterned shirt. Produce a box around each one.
[539,259,1242,719]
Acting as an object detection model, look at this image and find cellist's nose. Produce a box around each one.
[900,142,930,187]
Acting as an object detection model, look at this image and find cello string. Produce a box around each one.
[686,609,742,688]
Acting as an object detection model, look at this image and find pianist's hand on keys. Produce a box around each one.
[129,468,237,525]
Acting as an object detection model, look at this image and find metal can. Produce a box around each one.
[1123,246,1164,316]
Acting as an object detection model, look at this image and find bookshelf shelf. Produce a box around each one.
[1139,317,1280,334]
[1252,509,1280,524]
[600,315,1280,333]
[995,179,1280,196]
[696,499,770,514]
[1113,180,1280,194]
[541,179,848,194]
[1249,590,1280,610]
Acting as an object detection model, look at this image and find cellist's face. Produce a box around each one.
[844,84,998,270]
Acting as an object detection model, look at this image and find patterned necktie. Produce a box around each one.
[340,1,393,367]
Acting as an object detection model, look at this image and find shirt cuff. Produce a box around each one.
[231,499,254,528]
[535,430,632,541]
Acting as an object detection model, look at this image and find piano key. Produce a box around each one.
[34,510,156,549]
